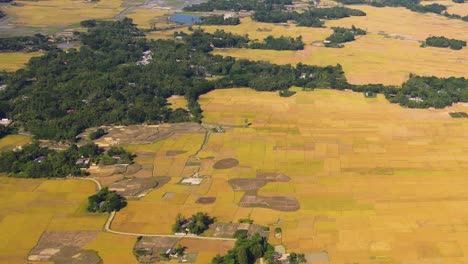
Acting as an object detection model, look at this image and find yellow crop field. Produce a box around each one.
[0,52,42,72]
[421,0,468,16]
[213,33,468,85]
[0,134,31,151]
[167,95,189,110]
[1,0,125,28]
[0,178,107,263]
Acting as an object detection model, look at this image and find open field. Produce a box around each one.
[167,95,188,110]
[0,52,42,72]
[0,0,125,29]
[0,177,108,263]
[422,0,468,16]
[201,7,467,85]
[112,87,468,263]
[125,7,174,30]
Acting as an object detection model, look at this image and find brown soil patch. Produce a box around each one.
[108,176,170,198]
[256,172,291,182]
[125,163,142,175]
[166,150,187,156]
[196,197,216,204]
[239,194,300,212]
[213,158,239,169]
[134,237,180,263]
[228,178,267,191]
[211,223,270,238]
[79,123,204,147]
[28,231,100,263]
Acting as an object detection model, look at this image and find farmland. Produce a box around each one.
[0,52,42,72]
[106,87,468,262]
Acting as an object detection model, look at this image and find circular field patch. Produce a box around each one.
[196,197,216,204]
[213,158,239,169]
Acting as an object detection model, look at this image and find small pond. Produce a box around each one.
[169,14,202,24]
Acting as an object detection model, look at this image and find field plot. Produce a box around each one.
[125,7,174,30]
[1,0,125,29]
[167,95,188,110]
[0,52,42,72]
[197,88,468,263]
[0,178,109,263]
[0,134,31,151]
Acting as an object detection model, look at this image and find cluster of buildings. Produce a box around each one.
[136,50,153,66]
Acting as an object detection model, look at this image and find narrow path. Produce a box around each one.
[75,175,236,242]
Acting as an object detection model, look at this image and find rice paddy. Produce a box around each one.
[0,52,42,72]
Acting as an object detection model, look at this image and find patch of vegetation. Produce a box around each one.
[89,128,107,140]
[87,187,127,212]
[183,0,292,12]
[0,142,103,178]
[421,36,466,50]
[238,218,254,224]
[172,212,215,235]
[0,10,5,19]
[449,112,468,118]
[212,233,272,264]
[0,126,14,140]
[250,35,304,50]
[0,34,53,52]
[287,252,307,264]
[325,25,366,48]
[198,15,240,25]
[253,6,366,27]
[279,90,296,97]
[99,146,134,165]
[452,0,465,3]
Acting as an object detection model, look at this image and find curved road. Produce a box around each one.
[75,176,236,242]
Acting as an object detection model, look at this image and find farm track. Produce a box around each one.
[74,170,237,242]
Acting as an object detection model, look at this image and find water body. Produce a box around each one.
[169,14,202,24]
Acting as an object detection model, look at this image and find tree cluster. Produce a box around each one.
[253,7,366,27]
[89,128,106,140]
[99,146,134,165]
[87,187,127,213]
[0,142,103,178]
[325,25,366,47]
[172,212,215,235]
[249,35,304,50]
[0,34,52,52]
[0,125,13,139]
[212,233,272,264]
[422,36,466,50]
[198,15,241,25]
[183,0,292,12]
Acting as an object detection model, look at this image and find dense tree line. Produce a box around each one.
[0,125,13,139]
[249,35,304,50]
[253,6,366,27]
[325,25,366,47]
[87,187,127,213]
[452,0,464,3]
[212,233,272,264]
[172,212,215,235]
[184,0,292,12]
[198,15,241,25]
[0,34,52,52]
[421,36,466,50]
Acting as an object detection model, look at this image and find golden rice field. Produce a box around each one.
[125,7,174,30]
[0,0,125,28]
[112,88,468,263]
[0,178,110,263]
[0,52,42,72]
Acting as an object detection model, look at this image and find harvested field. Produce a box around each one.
[80,123,204,147]
[108,176,170,198]
[196,197,216,204]
[166,150,187,156]
[176,238,235,264]
[213,158,239,169]
[228,178,267,191]
[133,236,179,263]
[28,231,100,263]
[257,172,291,182]
[211,223,270,238]
[239,194,300,212]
